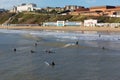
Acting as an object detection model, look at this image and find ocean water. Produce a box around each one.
[0,29,120,80]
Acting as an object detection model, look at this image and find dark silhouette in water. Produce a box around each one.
[51,61,55,66]
[34,43,37,46]
[102,47,105,50]
[13,48,16,52]
[30,50,35,53]
[99,34,101,37]
[75,41,79,45]
[45,49,55,53]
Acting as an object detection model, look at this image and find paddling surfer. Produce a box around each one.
[51,61,55,66]
[30,50,35,53]
[13,48,16,52]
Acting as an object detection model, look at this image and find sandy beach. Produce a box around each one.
[0,26,120,32]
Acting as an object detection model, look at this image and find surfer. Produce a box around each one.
[13,48,16,52]
[45,61,55,66]
[45,49,54,53]
[34,43,37,46]
[99,34,101,37]
[30,50,35,53]
[75,41,79,45]
[51,61,55,66]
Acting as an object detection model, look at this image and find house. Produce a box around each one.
[69,5,120,17]
[115,11,120,17]
[17,3,37,12]
[10,3,38,12]
[84,19,97,27]
[105,6,120,17]
[64,5,84,10]
[89,5,115,12]
[44,7,64,12]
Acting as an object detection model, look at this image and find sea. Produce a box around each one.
[0,29,120,80]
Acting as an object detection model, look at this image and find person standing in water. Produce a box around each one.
[102,47,105,50]
[34,43,37,46]
[75,41,79,45]
[51,61,55,66]
[13,48,16,52]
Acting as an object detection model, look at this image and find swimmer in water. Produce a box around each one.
[102,47,105,50]
[45,49,54,53]
[34,43,37,46]
[51,61,55,66]
[30,50,35,53]
[13,48,16,52]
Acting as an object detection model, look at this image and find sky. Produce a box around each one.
[0,0,120,9]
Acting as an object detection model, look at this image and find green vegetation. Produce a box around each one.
[1,12,120,24]
[0,12,15,24]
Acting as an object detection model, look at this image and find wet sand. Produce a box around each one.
[1,26,120,32]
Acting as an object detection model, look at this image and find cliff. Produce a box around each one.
[1,12,120,25]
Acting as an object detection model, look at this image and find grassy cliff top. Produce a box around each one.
[0,12,120,24]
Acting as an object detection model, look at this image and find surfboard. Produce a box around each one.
[44,61,50,66]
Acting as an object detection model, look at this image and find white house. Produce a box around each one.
[84,19,97,27]
[16,3,37,12]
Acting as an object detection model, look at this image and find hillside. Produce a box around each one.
[0,12,16,24]
[1,12,120,25]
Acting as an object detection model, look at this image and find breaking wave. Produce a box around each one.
[0,29,120,41]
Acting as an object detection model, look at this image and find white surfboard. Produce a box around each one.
[44,61,50,66]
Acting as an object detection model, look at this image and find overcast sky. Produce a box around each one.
[0,0,120,9]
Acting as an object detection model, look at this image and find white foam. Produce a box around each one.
[0,29,120,41]
[63,43,75,48]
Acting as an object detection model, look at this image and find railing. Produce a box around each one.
[1,24,39,26]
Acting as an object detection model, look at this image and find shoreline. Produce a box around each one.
[0,26,120,32]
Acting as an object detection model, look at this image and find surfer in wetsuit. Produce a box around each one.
[75,41,79,45]
[102,47,105,50]
[30,50,35,53]
[34,43,37,46]
[45,49,54,53]
[99,34,101,37]
[51,61,55,66]
[13,48,16,52]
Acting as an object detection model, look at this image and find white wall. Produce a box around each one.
[17,4,36,12]
[84,19,97,27]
